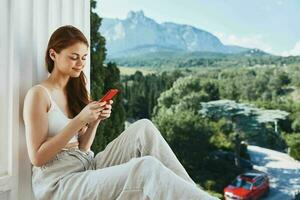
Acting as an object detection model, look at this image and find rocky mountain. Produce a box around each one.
[100,10,250,58]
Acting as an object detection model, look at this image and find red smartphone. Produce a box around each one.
[98,89,118,103]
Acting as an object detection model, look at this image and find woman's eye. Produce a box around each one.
[70,57,78,60]
[69,56,87,61]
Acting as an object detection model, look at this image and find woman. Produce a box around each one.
[23,25,219,200]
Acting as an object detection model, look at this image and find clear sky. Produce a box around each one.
[95,0,300,56]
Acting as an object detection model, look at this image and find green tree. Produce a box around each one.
[152,76,241,196]
[200,100,289,167]
[292,116,300,132]
[90,0,125,153]
[284,133,300,160]
[90,0,105,100]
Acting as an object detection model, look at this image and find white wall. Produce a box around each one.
[0,0,90,199]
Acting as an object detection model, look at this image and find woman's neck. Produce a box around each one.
[47,71,70,90]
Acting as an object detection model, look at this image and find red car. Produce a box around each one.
[224,172,269,200]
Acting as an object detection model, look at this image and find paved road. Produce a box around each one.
[248,145,300,200]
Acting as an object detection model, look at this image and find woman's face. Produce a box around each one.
[50,42,88,77]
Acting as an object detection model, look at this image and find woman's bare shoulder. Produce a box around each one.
[26,84,46,97]
[24,84,50,110]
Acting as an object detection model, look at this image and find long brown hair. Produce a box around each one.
[45,25,90,118]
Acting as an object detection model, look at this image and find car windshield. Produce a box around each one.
[232,178,253,190]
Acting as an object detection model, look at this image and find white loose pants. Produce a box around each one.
[32,119,219,200]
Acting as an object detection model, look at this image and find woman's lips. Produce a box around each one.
[73,68,82,72]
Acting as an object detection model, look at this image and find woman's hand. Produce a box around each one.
[77,101,107,124]
[78,124,88,136]
[97,100,113,121]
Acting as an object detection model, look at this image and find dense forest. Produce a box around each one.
[120,65,300,197]
[91,1,300,198]
[108,50,300,69]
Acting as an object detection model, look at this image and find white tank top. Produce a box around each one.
[36,84,78,144]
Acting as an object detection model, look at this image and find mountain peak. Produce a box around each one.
[127,10,145,20]
[101,12,251,57]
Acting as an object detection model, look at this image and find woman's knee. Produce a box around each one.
[136,118,153,127]
[135,156,162,169]
[136,119,160,137]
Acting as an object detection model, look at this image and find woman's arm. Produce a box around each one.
[23,86,87,167]
[33,116,86,166]
[78,100,113,151]
[78,119,101,152]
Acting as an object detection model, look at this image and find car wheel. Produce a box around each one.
[263,187,270,197]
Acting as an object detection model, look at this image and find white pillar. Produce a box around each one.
[0,0,90,199]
